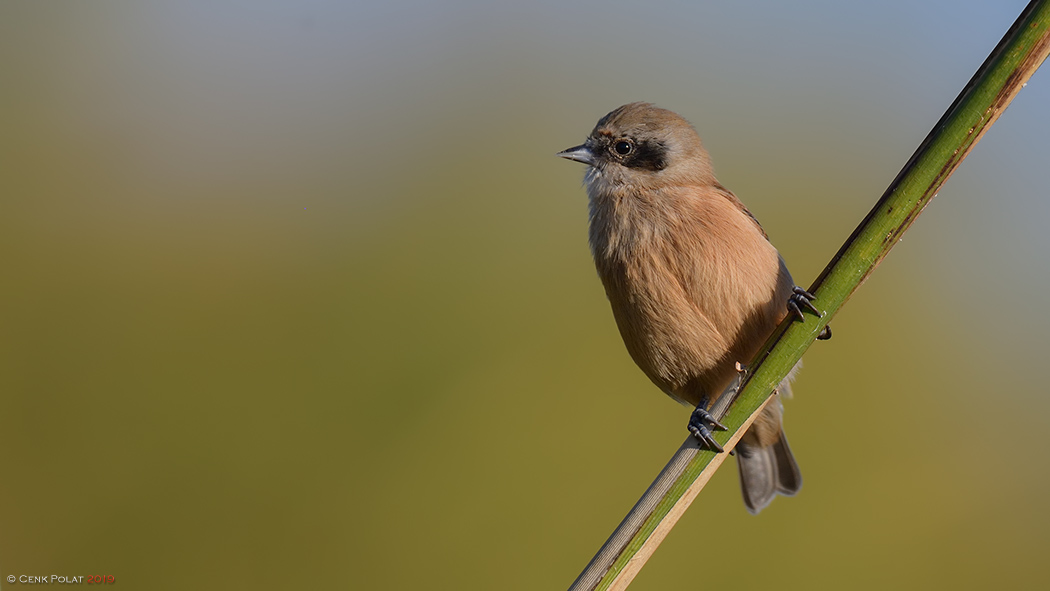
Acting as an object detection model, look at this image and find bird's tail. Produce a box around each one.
[735,411,801,514]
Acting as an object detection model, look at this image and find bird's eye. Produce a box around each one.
[613,140,633,155]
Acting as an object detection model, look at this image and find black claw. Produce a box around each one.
[788,285,821,320]
[688,424,724,453]
[688,402,726,452]
[792,286,816,300]
[817,324,832,340]
[801,298,820,315]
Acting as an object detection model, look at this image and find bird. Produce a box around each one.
[558,102,826,514]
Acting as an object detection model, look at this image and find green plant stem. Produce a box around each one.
[569,2,1050,590]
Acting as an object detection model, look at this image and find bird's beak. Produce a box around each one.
[557,144,596,166]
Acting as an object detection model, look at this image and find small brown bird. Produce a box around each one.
[559,102,825,514]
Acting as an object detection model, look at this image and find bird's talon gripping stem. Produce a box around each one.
[793,286,816,301]
[688,398,726,452]
[788,285,821,321]
[788,286,833,339]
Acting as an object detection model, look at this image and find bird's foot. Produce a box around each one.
[787,286,833,340]
[787,286,821,321]
[688,398,727,453]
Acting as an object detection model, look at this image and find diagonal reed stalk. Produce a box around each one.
[568,2,1050,589]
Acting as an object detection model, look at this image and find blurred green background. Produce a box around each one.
[2,1,1049,589]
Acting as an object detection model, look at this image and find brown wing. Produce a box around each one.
[713,182,769,240]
